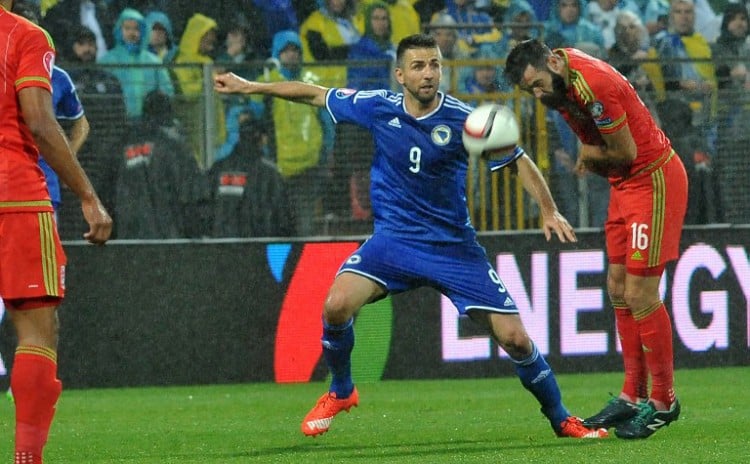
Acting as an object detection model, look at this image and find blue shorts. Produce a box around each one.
[338,233,518,314]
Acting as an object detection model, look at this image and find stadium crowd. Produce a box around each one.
[16,0,750,239]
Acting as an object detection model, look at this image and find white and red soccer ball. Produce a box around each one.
[462,103,520,160]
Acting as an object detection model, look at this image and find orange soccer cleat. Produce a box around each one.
[557,416,609,438]
[301,387,359,437]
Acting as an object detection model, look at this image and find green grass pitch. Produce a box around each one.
[1,366,747,463]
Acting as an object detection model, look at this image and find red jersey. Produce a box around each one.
[0,7,55,212]
[554,48,673,184]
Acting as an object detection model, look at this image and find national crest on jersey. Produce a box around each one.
[431,125,452,146]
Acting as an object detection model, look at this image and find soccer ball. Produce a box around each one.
[462,103,520,160]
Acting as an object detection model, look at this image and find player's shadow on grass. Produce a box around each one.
[236,437,609,460]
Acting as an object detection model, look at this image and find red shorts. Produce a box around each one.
[0,212,66,302]
[605,153,688,270]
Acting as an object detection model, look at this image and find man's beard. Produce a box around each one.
[408,84,437,104]
[539,72,569,109]
[79,51,96,62]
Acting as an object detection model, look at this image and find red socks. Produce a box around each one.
[614,305,648,400]
[634,303,676,407]
[15,451,42,464]
[11,346,62,464]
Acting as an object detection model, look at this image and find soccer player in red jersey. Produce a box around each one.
[1,1,112,462]
[504,39,688,439]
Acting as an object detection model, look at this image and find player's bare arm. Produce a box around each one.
[68,114,91,156]
[515,154,577,243]
[577,125,637,177]
[214,72,329,107]
[18,86,112,244]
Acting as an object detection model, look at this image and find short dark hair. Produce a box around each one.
[143,90,173,125]
[72,25,97,45]
[396,33,438,66]
[504,39,552,86]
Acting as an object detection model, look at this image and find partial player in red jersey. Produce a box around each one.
[504,39,687,439]
[0,1,112,463]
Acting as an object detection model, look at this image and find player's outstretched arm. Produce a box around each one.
[514,154,577,243]
[18,87,112,244]
[214,72,329,107]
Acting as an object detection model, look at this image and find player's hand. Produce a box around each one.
[214,72,255,95]
[577,145,614,178]
[576,144,601,176]
[541,210,577,243]
[81,197,112,245]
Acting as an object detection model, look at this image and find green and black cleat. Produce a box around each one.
[614,399,681,439]
[583,396,640,428]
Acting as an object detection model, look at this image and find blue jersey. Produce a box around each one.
[325,88,476,244]
[327,88,522,314]
[39,66,85,209]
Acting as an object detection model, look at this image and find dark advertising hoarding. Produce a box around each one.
[0,227,747,388]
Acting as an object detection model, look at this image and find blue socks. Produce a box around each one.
[512,342,570,431]
[322,318,355,398]
[323,321,567,429]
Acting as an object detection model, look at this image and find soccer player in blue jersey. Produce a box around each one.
[40,65,91,214]
[215,33,608,439]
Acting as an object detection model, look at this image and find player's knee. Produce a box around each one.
[484,313,532,358]
[323,292,357,324]
[607,275,625,302]
[623,286,655,313]
[496,328,532,359]
[6,299,60,347]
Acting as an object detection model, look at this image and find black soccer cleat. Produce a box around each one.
[614,399,681,439]
[583,396,640,428]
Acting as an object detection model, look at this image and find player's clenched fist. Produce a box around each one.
[81,197,112,245]
[214,72,255,95]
